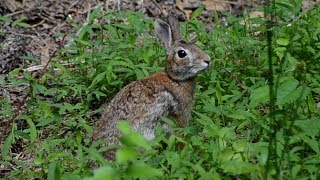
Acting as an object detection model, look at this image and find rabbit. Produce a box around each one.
[93,14,211,160]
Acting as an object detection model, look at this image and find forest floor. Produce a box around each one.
[0,0,317,74]
[1,0,320,178]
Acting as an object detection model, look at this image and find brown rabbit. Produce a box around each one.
[93,15,211,160]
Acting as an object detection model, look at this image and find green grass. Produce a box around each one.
[1,1,320,179]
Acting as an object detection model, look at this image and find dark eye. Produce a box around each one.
[177,50,187,58]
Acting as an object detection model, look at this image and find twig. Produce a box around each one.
[67,0,80,13]
[24,62,75,72]
[10,32,37,39]
[150,0,167,16]
[30,20,45,28]
[5,9,28,17]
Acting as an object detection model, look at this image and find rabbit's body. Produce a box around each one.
[94,71,195,143]
[93,15,210,160]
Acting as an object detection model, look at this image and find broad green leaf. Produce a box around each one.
[277,79,310,105]
[227,110,255,120]
[117,121,132,135]
[294,118,320,138]
[276,38,289,46]
[48,161,61,180]
[222,161,257,174]
[89,166,117,180]
[116,147,137,163]
[249,85,269,109]
[127,163,162,177]
[232,140,248,152]
[277,79,298,105]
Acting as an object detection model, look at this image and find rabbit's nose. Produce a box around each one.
[204,59,210,66]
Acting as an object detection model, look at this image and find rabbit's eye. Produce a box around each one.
[177,50,187,58]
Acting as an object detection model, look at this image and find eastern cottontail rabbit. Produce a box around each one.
[93,15,211,160]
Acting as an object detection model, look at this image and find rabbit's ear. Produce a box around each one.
[167,15,182,41]
[155,19,173,51]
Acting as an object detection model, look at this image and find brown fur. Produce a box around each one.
[93,15,211,160]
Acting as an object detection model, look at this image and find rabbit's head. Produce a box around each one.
[155,15,211,81]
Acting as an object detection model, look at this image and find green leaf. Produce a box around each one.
[275,2,294,9]
[116,147,137,163]
[276,38,289,46]
[48,161,61,180]
[222,161,257,174]
[36,118,54,127]
[276,79,298,104]
[191,5,205,20]
[161,116,177,128]
[307,93,316,113]
[90,166,117,180]
[227,110,255,120]
[294,118,320,138]
[38,101,53,117]
[8,68,21,79]
[134,68,145,80]
[93,91,106,100]
[12,17,30,28]
[127,163,162,177]
[292,164,301,179]
[300,135,319,153]
[2,131,14,160]
[249,85,269,109]
[194,111,214,126]
[26,119,37,143]
[117,121,132,136]
[276,79,310,105]
[88,72,107,89]
[0,15,13,23]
